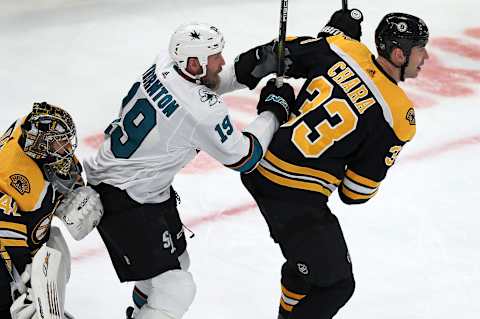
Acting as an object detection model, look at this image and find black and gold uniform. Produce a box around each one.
[0,106,81,319]
[0,119,60,316]
[241,34,416,319]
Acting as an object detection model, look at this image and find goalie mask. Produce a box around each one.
[22,102,79,193]
[169,22,225,81]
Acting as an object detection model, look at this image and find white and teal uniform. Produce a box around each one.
[84,52,278,204]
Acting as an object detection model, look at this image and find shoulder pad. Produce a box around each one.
[0,126,49,211]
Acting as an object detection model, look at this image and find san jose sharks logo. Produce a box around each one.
[190,30,201,40]
[198,88,219,107]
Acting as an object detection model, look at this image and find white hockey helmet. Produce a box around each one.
[169,22,225,80]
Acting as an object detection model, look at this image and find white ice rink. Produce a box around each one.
[1,0,480,318]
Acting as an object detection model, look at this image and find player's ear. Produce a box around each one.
[390,47,406,65]
[186,57,202,75]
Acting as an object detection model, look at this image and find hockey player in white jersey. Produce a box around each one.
[83,22,294,319]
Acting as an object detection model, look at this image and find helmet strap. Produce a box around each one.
[399,48,411,82]
[176,58,207,84]
[385,47,410,82]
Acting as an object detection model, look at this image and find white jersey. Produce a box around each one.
[84,52,278,203]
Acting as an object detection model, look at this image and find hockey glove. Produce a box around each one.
[318,8,364,41]
[234,41,292,90]
[10,289,35,319]
[257,79,294,125]
[55,186,103,241]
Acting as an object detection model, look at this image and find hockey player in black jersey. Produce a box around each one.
[237,9,429,319]
[0,102,103,319]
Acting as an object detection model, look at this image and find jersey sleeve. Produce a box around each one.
[284,36,332,79]
[338,123,408,205]
[215,64,247,95]
[191,104,266,173]
[0,192,31,275]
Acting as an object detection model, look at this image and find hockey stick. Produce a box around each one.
[276,0,289,87]
[0,252,27,296]
[342,0,348,11]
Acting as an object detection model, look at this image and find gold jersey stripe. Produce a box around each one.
[341,184,377,200]
[0,237,28,248]
[280,298,293,312]
[0,221,27,234]
[345,169,380,188]
[258,166,332,197]
[265,151,340,185]
[281,285,307,300]
[0,249,12,272]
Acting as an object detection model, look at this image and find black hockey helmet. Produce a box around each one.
[375,13,429,80]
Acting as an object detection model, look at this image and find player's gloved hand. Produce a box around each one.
[234,41,292,90]
[55,186,104,241]
[10,290,36,319]
[257,79,295,125]
[10,265,36,319]
[318,8,364,41]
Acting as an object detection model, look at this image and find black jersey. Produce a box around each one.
[254,35,416,205]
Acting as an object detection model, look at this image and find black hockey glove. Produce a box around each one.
[234,41,292,90]
[318,8,364,41]
[257,79,294,125]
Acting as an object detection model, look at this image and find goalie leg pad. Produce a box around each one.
[46,226,71,282]
[31,245,67,319]
[136,270,196,319]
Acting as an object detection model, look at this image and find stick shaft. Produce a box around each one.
[276,0,289,87]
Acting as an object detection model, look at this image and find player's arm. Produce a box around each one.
[0,192,32,277]
[317,8,364,41]
[192,80,294,173]
[338,125,409,205]
[234,9,364,88]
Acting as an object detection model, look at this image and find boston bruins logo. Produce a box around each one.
[397,22,408,33]
[10,174,31,195]
[406,108,416,125]
[297,263,309,275]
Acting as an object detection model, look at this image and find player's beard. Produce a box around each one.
[202,68,221,90]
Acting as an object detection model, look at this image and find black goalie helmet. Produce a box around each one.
[22,102,79,193]
[375,12,429,60]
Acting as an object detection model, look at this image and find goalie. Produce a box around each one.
[0,102,103,319]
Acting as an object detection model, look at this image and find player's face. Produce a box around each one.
[203,52,225,89]
[404,45,429,79]
[48,134,75,158]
